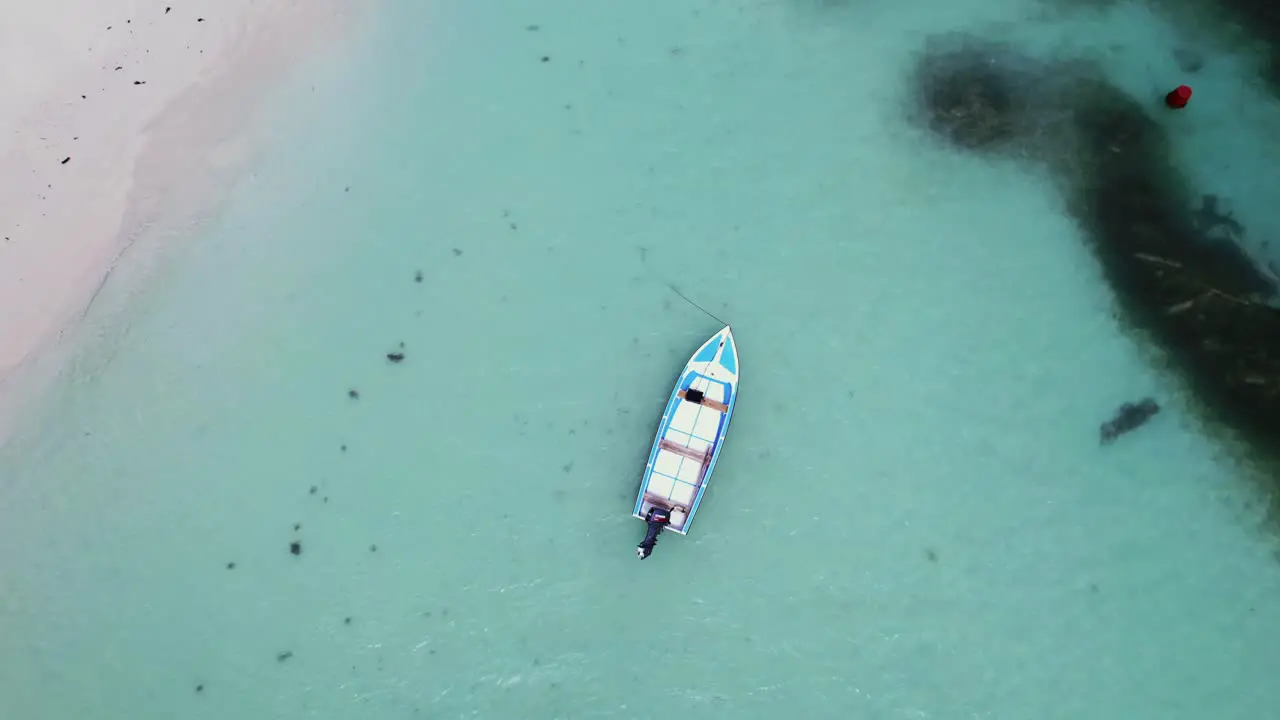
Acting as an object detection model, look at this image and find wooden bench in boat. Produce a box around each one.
[677,388,729,413]
[642,494,689,522]
[659,438,712,464]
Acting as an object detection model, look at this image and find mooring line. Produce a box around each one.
[666,283,729,327]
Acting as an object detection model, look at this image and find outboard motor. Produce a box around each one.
[636,506,672,560]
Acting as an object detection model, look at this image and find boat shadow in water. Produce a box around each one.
[908,34,1280,513]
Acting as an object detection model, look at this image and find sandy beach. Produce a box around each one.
[0,0,353,442]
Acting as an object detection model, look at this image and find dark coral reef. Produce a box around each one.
[907,36,1047,152]
[910,35,1280,462]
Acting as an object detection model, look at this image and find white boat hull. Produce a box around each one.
[633,326,739,537]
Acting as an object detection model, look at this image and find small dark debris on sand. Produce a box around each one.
[1100,398,1161,444]
[60,157,70,165]
[133,80,146,85]
[290,541,302,556]
[386,351,405,363]
[276,651,293,662]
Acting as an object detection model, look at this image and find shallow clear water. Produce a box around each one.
[4,1,1280,718]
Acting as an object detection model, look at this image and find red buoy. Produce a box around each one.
[1165,85,1192,109]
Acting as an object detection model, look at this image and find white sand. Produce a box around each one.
[0,0,355,441]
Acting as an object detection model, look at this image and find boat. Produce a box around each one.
[633,325,739,559]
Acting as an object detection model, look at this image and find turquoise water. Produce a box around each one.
[4,1,1280,718]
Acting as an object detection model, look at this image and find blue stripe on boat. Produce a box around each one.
[720,336,736,374]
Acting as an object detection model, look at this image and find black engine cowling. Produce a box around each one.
[636,507,672,560]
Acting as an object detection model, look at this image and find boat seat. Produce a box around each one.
[659,438,711,464]
[678,389,728,413]
[643,495,689,520]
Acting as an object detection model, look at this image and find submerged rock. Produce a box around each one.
[1100,398,1160,444]
[1190,194,1244,242]
[909,36,1040,151]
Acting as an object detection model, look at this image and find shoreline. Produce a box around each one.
[0,0,361,445]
